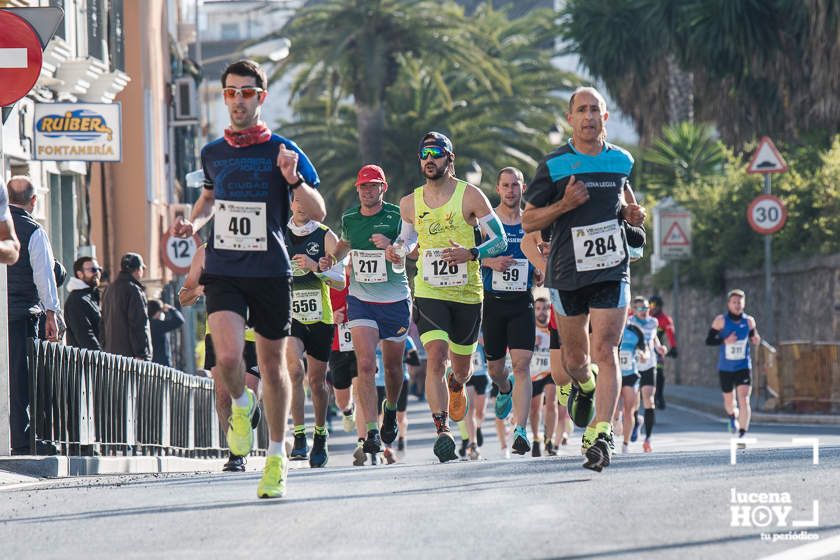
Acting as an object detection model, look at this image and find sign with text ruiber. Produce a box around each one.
[33,102,122,161]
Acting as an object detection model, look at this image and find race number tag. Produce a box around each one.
[619,351,632,370]
[725,339,747,361]
[422,249,467,287]
[292,289,322,322]
[571,219,626,272]
[351,250,388,283]
[636,347,655,371]
[338,323,353,352]
[214,200,267,251]
[491,258,529,291]
[530,348,550,374]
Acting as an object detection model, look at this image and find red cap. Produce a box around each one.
[355,164,388,191]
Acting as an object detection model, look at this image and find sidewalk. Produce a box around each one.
[666,384,840,425]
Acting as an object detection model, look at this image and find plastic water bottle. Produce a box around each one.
[391,240,407,274]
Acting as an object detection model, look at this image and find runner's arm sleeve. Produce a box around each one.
[397,220,418,253]
[316,262,346,288]
[476,212,507,258]
[624,222,646,248]
[705,328,723,346]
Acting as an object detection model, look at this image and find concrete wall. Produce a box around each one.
[653,253,840,388]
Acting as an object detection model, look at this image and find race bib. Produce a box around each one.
[530,348,550,375]
[422,249,467,287]
[292,289,322,322]
[619,350,633,370]
[725,339,747,361]
[351,250,388,283]
[338,323,353,352]
[214,200,267,252]
[571,219,626,272]
[491,258,529,291]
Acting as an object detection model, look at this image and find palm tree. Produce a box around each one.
[641,122,725,198]
[271,0,511,165]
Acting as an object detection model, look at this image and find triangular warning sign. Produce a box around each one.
[748,136,788,174]
[662,221,690,246]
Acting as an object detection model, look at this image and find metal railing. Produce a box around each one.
[27,339,268,456]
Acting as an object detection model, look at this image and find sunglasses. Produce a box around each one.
[222,87,265,100]
[634,306,649,311]
[419,146,446,160]
[84,266,103,273]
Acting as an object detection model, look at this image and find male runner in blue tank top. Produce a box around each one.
[522,86,646,472]
[481,167,537,455]
[173,60,325,498]
[706,289,761,446]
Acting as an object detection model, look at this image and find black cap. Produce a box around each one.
[120,252,145,272]
[419,131,454,155]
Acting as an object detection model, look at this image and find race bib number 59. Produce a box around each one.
[572,219,625,272]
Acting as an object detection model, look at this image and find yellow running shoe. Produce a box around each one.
[257,454,289,499]
[446,368,469,422]
[227,388,256,457]
[557,383,572,407]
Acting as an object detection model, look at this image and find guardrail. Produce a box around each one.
[26,339,268,456]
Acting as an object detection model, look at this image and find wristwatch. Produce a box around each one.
[469,248,479,261]
[288,175,304,190]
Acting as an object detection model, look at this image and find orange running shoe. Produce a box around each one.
[643,440,652,453]
[446,368,469,422]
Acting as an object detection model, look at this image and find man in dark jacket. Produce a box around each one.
[148,299,184,367]
[101,253,152,360]
[64,256,103,350]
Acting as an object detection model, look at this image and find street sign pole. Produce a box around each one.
[764,173,774,345]
[673,260,680,384]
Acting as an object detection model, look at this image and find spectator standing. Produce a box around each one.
[101,253,152,361]
[64,257,103,350]
[0,180,20,264]
[148,299,185,367]
[6,176,61,454]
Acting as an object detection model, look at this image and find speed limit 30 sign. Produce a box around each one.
[747,194,787,235]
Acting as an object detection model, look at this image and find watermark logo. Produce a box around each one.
[730,488,819,529]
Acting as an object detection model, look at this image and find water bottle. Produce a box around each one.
[391,239,407,274]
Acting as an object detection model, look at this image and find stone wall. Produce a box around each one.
[648,253,840,388]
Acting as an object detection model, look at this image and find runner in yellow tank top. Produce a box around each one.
[391,132,507,463]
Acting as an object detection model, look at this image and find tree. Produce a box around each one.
[641,122,725,199]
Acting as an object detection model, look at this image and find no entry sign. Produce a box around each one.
[0,11,43,107]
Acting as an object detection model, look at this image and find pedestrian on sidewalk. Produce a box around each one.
[102,252,152,361]
[149,299,185,367]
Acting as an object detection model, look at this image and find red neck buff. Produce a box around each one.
[224,122,272,148]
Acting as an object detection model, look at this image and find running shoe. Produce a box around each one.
[476,427,484,448]
[583,431,614,472]
[737,431,747,449]
[257,454,289,499]
[222,454,246,472]
[545,440,557,456]
[353,440,367,466]
[397,437,405,452]
[446,369,469,422]
[383,447,396,464]
[459,438,469,458]
[494,373,515,420]
[557,382,572,407]
[642,439,652,453]
[227,388,256,457]
[568,381,595,428]
[630,417,640,443]
[622,442,629,454]
[467,442,481,461]
[728,415,738,434]
[290,433,309,460]
[433,429,458,463]
[309,433,328,468]
[561,434,568,447]
[580,431,595,456]
[363,430,382,454]
[342,405,355,433]
[532,440,542,457]
[512,425,531,455]
[380,401,399,444]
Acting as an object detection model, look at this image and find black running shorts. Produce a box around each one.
[481,293,536,361]
[201,274,291,340]
[719,369,751,393]
[329,350,357,390]
[531,376,550,397]
[204,334,260,378]
[549,280,630,318]
[376,382,409,412]
[291,320,335,363]
[415,297,482,355]
[622,373,641,388]
[466,374,489,395]
[639,367,656,387]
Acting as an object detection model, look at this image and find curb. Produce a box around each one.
[0,455,268,480]
[667,393,840,425]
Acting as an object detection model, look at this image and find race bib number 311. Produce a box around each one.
[215,200,268,252]
[422,249,467,287]
[572,219,625,272]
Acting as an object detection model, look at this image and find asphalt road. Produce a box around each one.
[1,397,838,559]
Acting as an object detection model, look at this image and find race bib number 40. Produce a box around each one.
[292,289,323,323]
[491,258,529,291]
[352,250,388,283]
[572,219,626,272]
[422,249,467,287]
[215,200,267,252]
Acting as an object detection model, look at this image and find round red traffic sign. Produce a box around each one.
[747,194,787,235]
[161,231,202,275]
[0,11,43,107]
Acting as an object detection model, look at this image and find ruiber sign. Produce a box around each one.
[33,102,122,161]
